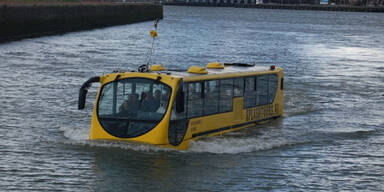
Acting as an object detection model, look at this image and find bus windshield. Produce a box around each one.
[97,78,171,138]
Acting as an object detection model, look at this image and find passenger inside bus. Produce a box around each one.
[153,90,161,110]
[119,94,139,116]
[140,92,158,112]
[155,90,169,113]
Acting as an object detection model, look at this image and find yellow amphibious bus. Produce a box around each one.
[78,62,284,150]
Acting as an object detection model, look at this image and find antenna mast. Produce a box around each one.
[145,18,159,72]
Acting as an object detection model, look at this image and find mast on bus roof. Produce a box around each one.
[140,18,159,73]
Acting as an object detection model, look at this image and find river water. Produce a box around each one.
[1,5,384,191]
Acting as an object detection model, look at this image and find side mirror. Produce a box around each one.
[175,81,184,113]
[78,76,100,110]
[78,89,88,110]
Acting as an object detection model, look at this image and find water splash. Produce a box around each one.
[59,125,174,152]
[188,137,305,154]
[59,115,379,155]
[60,125,89,141]
[59,124,309,154]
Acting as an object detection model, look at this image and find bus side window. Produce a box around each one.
[187,82,203,118]
[204,80,219,115]
[219,79,233,113]
[233,78,244,97]
[257,75,269,106]
[268,74,278,103]
[244,77,256,108]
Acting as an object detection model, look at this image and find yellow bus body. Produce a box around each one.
[83,64,284,150]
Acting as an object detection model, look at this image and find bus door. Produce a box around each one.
[168,80,188,146]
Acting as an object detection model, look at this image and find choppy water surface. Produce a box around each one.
[1,6,384,191]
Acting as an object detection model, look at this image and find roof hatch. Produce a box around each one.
[206,62,224,69]
[151,64,166,71]
[188,66,208,74]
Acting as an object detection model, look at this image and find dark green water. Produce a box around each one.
[1,6,383,191]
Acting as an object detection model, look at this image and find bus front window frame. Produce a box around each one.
[97,77,172,138]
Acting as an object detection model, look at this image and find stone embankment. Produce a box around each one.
[0,3,163,42]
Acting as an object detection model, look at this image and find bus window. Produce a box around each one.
[219,79,233,112]
[97,78,171,138]
[244,77,256,108]
[187,82,203,117]
[233,78,244,97]
[257,75,269,106]
[98,84,115,115]
[153,83,171,114]
[268,74,278,103]
[118,82,132,100]
[204,80,219,115]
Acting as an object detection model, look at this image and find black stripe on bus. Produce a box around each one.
[191,116,280,138]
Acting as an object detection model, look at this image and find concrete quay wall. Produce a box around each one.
[0,3,163,42]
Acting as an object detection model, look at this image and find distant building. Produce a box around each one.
[166,0,319,4]
[164,0,383,4]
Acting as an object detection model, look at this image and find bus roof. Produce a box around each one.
[151,63,282,82]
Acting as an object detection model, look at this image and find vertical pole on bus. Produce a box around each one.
[146,18,159,71]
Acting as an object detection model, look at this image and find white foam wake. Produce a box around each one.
[188,137,300,154]
[59,125,174,152]
[59,126,303,154]
[60,125,89,141]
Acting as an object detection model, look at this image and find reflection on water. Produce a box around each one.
[1,5,384,191]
